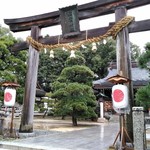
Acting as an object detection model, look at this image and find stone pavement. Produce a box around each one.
[0,115,120,150]
[0,115,149,150]
[0,122,119,150]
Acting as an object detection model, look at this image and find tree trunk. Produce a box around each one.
[72,109,77,126]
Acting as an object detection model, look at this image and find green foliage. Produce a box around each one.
[38,38,117,91]
[52,55,97,125]
[38,38,142,92]
[135,84,150,110]
[38,49,70,92]
[138,42,150,69]
[136,42,150,111]
[65,55,86,67]
[79,38,116,78]
[130,42,141,61]
[0,26,27,104]
[58,65,94,86]
[16,87,25,104]
[52,83,97,119]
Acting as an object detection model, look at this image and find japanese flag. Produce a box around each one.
[112,84,128,109]
[4,88,16,107]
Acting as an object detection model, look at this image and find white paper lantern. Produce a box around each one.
[4,88,16,106]
[112,84,128,109]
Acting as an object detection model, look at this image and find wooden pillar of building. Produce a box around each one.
[19,26,40,133]
[115,7,134,140]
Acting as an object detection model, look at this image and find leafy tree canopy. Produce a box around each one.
[135,42,150,111]
[79,38,116,78]
[130,42,141,61]
[52,82,97,116]
[38,49,70,92]
[0,25,27,104]
[138,42,150,69]
[57,65,94,86]
[38,37,141,92]
[52,55,97,126]
[135,84,150,110]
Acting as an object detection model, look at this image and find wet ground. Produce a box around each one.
[0,115,120,150]
[0,122,119,150]
[0,115,149,150]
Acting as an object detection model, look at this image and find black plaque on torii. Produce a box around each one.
[59,5,80,38]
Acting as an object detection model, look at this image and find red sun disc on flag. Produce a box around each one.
[4,92,12,102]
[113,89,124,102]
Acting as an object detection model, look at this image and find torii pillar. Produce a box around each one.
[115,7,134,140]
[19,26,40,132]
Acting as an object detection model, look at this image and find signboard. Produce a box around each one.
[59,5,80,38]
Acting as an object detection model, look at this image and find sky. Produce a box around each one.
[0,0,150,51]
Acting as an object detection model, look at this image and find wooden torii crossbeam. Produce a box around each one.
[4,0,150,32]
[4,0,150,139]
[4,0,150,52]
[8,18,150,52]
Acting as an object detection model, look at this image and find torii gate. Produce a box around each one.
[4,0,150,138]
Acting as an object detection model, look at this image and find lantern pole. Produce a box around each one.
[2,82,20,138]
[10,106,15,134]
[107,74,134,150]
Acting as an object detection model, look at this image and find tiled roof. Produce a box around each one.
[93,62,150,89]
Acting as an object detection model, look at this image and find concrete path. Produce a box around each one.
[1,115,150,149]
[0,119,119,150]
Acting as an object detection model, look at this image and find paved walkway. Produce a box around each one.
[1,115,149,150]
[0,122,119,150]
[0,116,120,150]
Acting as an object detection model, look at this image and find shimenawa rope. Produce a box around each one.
[26,16,134,51]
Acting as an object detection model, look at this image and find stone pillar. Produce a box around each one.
[100,102,104,118]
[97,100,107,123]
[0,118,4,135]
[132,107,146,150]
